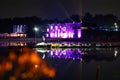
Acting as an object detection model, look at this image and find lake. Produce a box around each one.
[0,42,120,80]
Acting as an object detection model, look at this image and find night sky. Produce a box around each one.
[0,0,120,20]
[83,0,120,18]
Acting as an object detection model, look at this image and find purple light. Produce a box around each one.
[47,22,82,38]
[55,32,57,38]
[63,33,67,38]
[48,49,82,59]
[55,26,58,30]
[68,32,71,38]
[60,32,63,38]
[71,33,74,38]
[58,29,60,37]
[50,33,54,38]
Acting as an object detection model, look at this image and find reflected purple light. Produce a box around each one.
[49,49,82,59]
[46,23,82,38]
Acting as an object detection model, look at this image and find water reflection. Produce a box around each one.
[0,42,27,47]
[49,49,82,60]
[0,47,55,80]
[0,42,120,80]
[35,48,120,62]
[34,47,120,80]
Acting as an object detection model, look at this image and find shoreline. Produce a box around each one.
[0,38,120,47]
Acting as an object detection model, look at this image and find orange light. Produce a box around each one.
[0,47,56,79]
[9,76,16,80]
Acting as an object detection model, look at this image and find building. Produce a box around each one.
[13,25,26,33]
[11,24,27,37]
[46,22,82,38]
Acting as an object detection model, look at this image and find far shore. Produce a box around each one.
[0,37,120,42]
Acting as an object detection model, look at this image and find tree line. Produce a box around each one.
[0,13,119,37]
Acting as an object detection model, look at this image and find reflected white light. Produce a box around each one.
[55,51,58,55]
[81,52,85,55]
[114,49,118,57]
[42,54,46,59]
[80,58,82,62]
[51,51,53,55]
[34,47,49,53]
[73,58,75,60]
[62,50,66,55]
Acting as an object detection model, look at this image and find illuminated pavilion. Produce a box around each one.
[46,22,82,38]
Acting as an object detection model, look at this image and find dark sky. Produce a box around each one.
[0,0,120,20]
[83,0,120,18]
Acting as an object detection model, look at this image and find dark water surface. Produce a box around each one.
[0,44,120,80]
[35,47,120,80]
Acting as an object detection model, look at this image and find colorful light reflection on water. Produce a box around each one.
[0,42,27,47]
[35,47,119,62]
[48,49,82,60]
[0,45,120,80]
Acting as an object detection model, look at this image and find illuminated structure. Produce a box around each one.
[13,25,26,33]
[46,22,82,38]
[11,25,27,37]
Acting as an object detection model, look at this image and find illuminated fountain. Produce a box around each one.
[46,23,82,38]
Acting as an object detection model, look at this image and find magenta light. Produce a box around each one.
[50,33,54,38]
[60,32,63,38]
[70,33,74,38]
[55,32,57,38]
[48,49,82,59]
[46,34,49,37]
[47,22,82,38]
[58,29,60,37]
[68,32,71,38]
[55,26,58,30]
[63,33,67,38]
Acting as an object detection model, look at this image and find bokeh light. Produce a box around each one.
[0,47,56,80]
